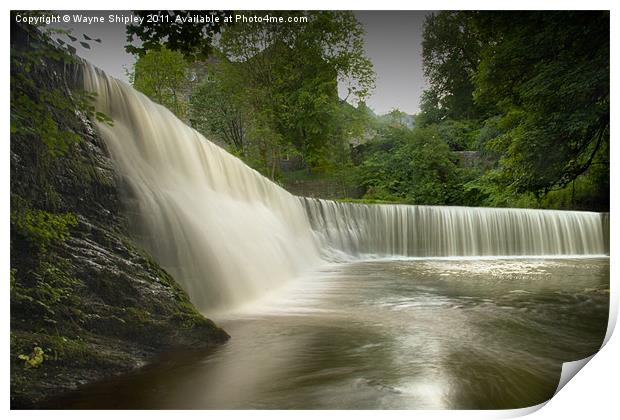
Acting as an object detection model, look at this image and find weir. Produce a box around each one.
[81,64,609,311]
[301,198,608,258]
[82,64,321,311]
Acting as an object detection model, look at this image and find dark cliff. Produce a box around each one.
[10,22,229,408]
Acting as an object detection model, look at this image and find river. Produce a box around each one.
[46,257,608,409]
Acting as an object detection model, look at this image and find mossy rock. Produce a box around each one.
[10,22,229,408]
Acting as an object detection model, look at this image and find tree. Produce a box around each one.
[418,11,609,210]
[420,12,486,123]
[189,69,247,155]
[386,108,409,128]
[357,126,461,204]
[215,11,376,177]
[125,10,228,61]
[435,119,477,151]
[129,48,189,119]
[473,12,609,196]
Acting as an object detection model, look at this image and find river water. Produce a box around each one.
[47,257,609,409]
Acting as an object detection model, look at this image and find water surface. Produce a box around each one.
[47,257,609,409]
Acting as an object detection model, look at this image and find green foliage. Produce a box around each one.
[130,47,190,119]
[10,42,82,158]
[384,109,411,128]
[11,17,112,156]
[540,168,609,211]
[36,335,110,367]
[126,11,228,61]
[339,197,407,205]
[209,11,376,177]
[11,260,83,327]
[357,126,461,205]
[435,119,478,151]
[473,12,609,196]
[18,347,44,369]
[356,129,409,202]
[127,11,376,182]
[10,90,81,157]
[463,171,540,209]
[189,68,247,153]
[417,11,609,210]
[11,206,77,253]
[420,12,487,123]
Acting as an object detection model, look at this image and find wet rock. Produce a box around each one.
[10,23,228,408]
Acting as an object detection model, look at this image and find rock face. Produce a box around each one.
[10,23,228,408]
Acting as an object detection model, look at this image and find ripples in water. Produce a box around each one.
[44,257,609,409]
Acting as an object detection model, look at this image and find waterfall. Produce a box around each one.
[82,65,322,312]
[301,198,608,258]
[81,64,608,311]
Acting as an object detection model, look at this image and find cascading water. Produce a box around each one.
[81,64,608,312]
[82,64,322,312]
[301,198,608,258]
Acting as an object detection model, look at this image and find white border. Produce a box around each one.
[3,1,618,419]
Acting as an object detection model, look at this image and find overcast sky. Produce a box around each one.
[352,11,429,114]
[52,10,429,115]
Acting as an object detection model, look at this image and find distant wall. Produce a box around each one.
[284,178,364,200]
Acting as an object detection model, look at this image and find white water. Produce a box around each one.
[81,64,609,312]
[301,198,607,258]
[82,65,322,311]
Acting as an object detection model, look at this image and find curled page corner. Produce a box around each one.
[552,299,616,397]
[526,279,616,415]
[554,355,595,397]
[500,356,598,419]
[499,401,548,418]
[602,292,618,348]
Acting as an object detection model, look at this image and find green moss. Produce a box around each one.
[11,203,77,253]
[125,307,152,324]
[18,346,45,369]
[171,300,220,332]
[11,260,84,331]
[38,335,112,368]
[12,333,107,369]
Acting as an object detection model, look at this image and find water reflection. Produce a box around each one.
[45,258,609,409]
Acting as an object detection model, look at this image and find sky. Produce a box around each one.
[52,10,430,115]
[352,11,429,114]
